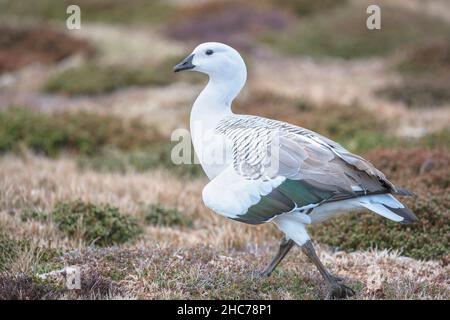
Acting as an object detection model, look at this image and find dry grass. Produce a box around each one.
[1,242,448,300]
[0,154,448,299]
[0,155,275,251]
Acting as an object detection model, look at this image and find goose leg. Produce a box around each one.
[258,237,295,277]
[301,240,355,299]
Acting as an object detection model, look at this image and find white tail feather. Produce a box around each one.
[358,194,404,222]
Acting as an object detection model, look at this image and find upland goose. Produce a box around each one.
[174,42,417,299]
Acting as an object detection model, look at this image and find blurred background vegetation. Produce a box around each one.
[0,0,448,299]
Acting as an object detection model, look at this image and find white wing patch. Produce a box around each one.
[202,166,285,218]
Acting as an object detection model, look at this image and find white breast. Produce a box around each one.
[191,128,232,179]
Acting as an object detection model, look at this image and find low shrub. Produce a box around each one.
[0,108,162,157]
[52,201,143,246]
[143,203,193,228]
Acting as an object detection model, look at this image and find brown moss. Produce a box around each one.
[0,24,93,73]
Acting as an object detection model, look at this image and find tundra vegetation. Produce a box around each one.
[0,0,448,299]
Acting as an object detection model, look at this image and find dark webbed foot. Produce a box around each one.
[253,270,271,278]
[301,240,356,300]
[258,237,295,277]
[332,275,345,283]
[326,283,356,300]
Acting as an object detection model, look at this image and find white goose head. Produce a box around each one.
[174,42,247,105]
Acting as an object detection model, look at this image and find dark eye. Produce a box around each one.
[205,49,214,56]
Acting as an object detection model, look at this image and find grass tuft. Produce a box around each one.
[52,201,143,246]
[143,204,193,228]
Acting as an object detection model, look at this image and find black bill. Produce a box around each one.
[173,54,195,72]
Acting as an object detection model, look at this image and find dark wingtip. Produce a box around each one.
[383,204,418,224]
[400,214,419,225]
[394,187,415,197]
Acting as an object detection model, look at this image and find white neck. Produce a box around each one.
[191,79,231,125]
[190,73,246,176]
[191,73,246,131]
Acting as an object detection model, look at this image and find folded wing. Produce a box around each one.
[202,114,416,225]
